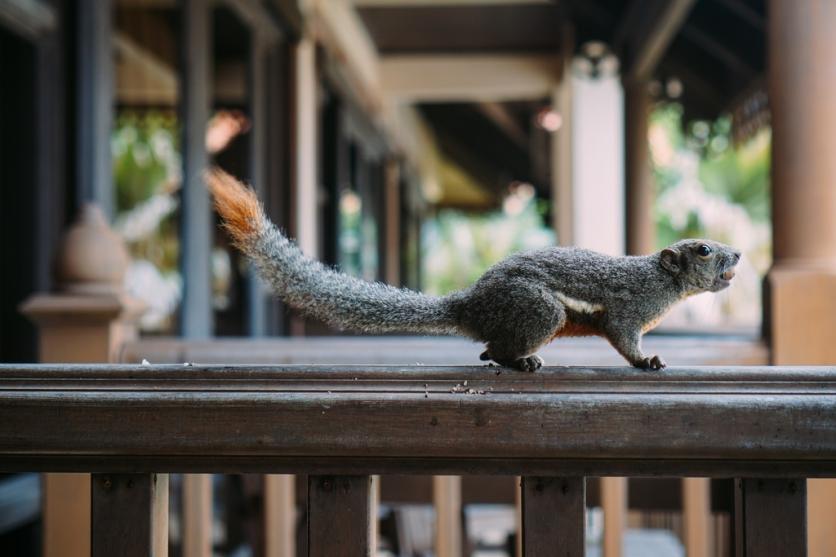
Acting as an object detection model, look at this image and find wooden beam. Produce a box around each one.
[679,24,756,80]
[219,0,281,44]
[477,102,529,152]
[310,0,383,113]
[734,478,806,556]
[91,474,169,557]
[308,475,372,556]
[3,365,836,477]
[623,79,655,255]
[521,477,585,557]
[619,0,697,82]
[180,0,213,337]
[551,26,573,246]
[381,54,560,102]
[383,159,401,286]
[710,0,765,31]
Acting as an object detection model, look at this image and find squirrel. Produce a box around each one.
[205,168,741,371]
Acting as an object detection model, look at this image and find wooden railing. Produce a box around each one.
[1,363,833,556]
[120,335,769,557]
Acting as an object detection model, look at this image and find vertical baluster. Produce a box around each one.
[682,477,711,557]
[264,474,296,557]
[734,478,806,557]
[308,475,372,557]
[601,477,627,557]
[434,475,462,557]
[521,476,586,557]
[182,474,212,557]
[91,473,169,557]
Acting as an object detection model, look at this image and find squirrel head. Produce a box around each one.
[658,239,741,293]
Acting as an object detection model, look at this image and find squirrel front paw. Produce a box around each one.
[634,355,666,370]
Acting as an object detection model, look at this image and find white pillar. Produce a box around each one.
[294,37,320,258]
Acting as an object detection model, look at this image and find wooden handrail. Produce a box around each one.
[1,363,825,556]
[117,336,770,557]
[1,364,834,475]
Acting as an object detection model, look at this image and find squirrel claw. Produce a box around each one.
[636,355,666,370]
[507,355,544,372]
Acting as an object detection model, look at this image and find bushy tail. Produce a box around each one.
[205,168,460,335]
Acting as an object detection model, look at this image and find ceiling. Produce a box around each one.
[354,0,766,207]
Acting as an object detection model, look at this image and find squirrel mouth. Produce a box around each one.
[712,266,737,291]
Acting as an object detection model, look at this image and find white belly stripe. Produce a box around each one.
[554,291,605,314]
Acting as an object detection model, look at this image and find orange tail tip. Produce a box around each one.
[204,167,264,244]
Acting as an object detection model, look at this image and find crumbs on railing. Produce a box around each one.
[450,382,487,395]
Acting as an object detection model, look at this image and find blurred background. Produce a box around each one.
[1,0,835,556]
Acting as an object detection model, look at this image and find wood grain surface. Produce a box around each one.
[1,364,834,476]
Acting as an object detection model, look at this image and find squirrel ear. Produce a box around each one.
[660,248,682,274]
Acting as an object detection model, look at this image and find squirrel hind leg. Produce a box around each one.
[472,283,567,372]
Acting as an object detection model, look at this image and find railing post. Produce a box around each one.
[264,474,296,557]
[91,474,168,557]
[734,478,807,557]
[521,477,585,557]
[308,475,372,557]
[182,474,213,557]
[601,477,627,557]
[20,204,144,557]
[683,478,711,557]
[433,475,462,557]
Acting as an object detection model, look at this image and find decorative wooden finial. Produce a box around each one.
[55,203,130,294]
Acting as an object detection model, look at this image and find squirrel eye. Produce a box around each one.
[697,244,712,256]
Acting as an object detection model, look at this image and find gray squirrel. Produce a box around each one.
[206,168,741,371]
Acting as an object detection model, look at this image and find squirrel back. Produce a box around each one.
[205,168,459,335]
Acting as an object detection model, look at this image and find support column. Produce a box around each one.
[76,0,113,217]
[383,159,401,286]
[551,25,574,246]
[293,36,319,259]
[247,31,268,336]
[21,205,145,557]
[767,3,836,557]
[180,0,213,338]
[623,79,655,255]
[180,5,215,554]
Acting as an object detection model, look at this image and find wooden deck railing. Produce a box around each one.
[1,363,834,556]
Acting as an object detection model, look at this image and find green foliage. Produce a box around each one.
[111,110,182,293]
[422,195,554,295]
[650,103,771,254]
[112,112,179,212]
